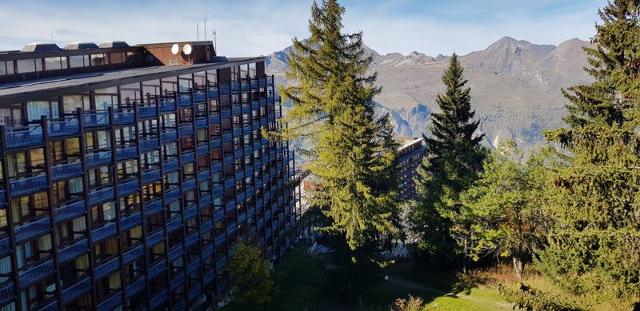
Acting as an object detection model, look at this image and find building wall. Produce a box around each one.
[0,62,296,310]
[396,139,426,201]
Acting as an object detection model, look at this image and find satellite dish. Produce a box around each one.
[183,44,192,55]
[171,44,180,55]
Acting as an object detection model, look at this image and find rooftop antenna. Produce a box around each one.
[204,17,207,41]
[212,30,217,52]
[196,21,200,41]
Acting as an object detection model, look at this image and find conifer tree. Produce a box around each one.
[269,0,398,250]
[538,0,640,299]
[412,54,486,262]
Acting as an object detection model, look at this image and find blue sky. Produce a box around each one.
[0,0,602,56]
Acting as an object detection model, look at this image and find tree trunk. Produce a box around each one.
[512,257,525,281]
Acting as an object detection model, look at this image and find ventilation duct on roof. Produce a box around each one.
[64,42,99,50]
[99,41,130,48]
[21,43,61,53]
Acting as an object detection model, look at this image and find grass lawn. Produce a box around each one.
[223,243,513,311]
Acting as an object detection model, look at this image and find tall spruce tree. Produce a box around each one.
[271,0,398,250]
[538,0,640,300]
[412,54,486,263]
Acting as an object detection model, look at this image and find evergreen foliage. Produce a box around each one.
[539,0,640,299]
[226,242,274,305]
[412,54,486,263]
[270,0,398,250]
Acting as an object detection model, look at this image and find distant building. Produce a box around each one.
[0,40,298,310]
[396,137,426,201]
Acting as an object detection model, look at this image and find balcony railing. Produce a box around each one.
[10,174,47,196]
[61,276,91,304]
[14,216,50,242]
[51,162,83,181]
[113,111,135,125]
[94,257,120,280]
[58,238,89,263]
[87,186,114,206]
[19,259,54,289]
[84,111,109,127]
[86,151,111,167]
[137,106,157,119]
[48,117,80,137]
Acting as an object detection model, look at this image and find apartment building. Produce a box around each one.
[397,137,426,201]
[0,40,297,310]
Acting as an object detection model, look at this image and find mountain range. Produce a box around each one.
[266,36,593,149]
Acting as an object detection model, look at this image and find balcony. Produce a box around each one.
[96,291,122,311]
[201,219,213,233]
[159,98,177,113]
[125,276,146,298]
[91,222,117,243]
[61,276,91,304]
[143,199,163,216]
[195,118,208,129]
[168,245,184,262]
[214,233,225,247]
[19,259,54,289]
[140,138,160,152]
[198,195,212,208]
[181,151,195,163]
[179,124,194,137]
[86,151,111,167]
[87,186,114,206]
[116,146,137,161]
[117,179,140,197]
[84,111,109,127]
[194,91,206,103]
[113,111,135,125]
[146,229,164,248]
[138,106,157,119]
[58,238,89,263]
[122,244,144,264]
[160,130,177,143]
[15,217,50,243]
[166,217,182,233]
[196,144,208,156]
[207,88,219,99]
[220,84,230,95]
[225,200,235,214]
[51,162,83,181]
[120,212,142,231]
[226,222,237,236]
[0,238,10,257]
[148,259,167,280]
[164,188,181,204]
[142,169,162,184]
[231,81,240,92]
[95,257,120,280]
[55,200,86,223]
[215,256,226,272]
[185,232,199,248]
[183,178,196,192]
[188,284,202,301]
[48,117,80,137]
[178,94,192,107]
[170,273,185,291]
[184,205,198,221]
[214,208,224,223]
[163,159,179,173]
[0,283,14,306]
[210,138,221,149]
[149,289,168,310]
[203,271,215,286]
[10,174,47,196]
[210,162,222,173]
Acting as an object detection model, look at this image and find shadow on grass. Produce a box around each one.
[246,244,482,311]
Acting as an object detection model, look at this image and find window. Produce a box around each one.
[93,237,119,264]
[26,100,59,122]
[16,59,35,73]
[0,61,6,76]
[206,70,218,86]
[69,55,89,68]
[56,216,86,246]
[44,57,67,71]
[16,234,52,269]
[91,202,116,228]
